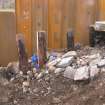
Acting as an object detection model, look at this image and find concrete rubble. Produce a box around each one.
[0,47,105,85]
[74,66,89,81]
[64,66,76,79]
[62,51,77,58]
[56,57,74,68]
[1,47,105,104]
[47,48,105,81]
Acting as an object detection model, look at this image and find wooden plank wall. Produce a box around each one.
[16,0,105,55]
[61,0,76,48]
[48,0,75,49]
[1,0,105,65]
[98,0,105,20]
[74,0,97,45]
[16,0,32,56]
[0,11,18,66]
[32,0,48,53]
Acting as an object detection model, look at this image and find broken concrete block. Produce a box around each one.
[47,58,61,67]
[74,66,89,81]
[54,68,65,74]
[62,51,77,58]
[77,58,88,66]
[57,57,73,68]
[88,53,101,61]
[89,65,100,78]
[89,58,101,66]
[97,59,105,68]
[64,66,76,79]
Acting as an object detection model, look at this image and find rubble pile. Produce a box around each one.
[1,46,105,86]
[1,46,105,104]
[47,46,105,81]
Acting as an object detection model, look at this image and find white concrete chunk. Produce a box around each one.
[88,53,101,60]
[54,68,65,74]
[74,66,89,81]
[57,57,73,68]
[90,65,100,78]
[98,59,105,68]
[62,51,77,58]
[89,58,101,66]
[64,66,76,79]
[47,58,61,67]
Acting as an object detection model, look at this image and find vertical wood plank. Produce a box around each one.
[48,0,64,49]
[61,0,76,48]
[74,0,97,45]
[0,12,17,66]
[98,0,105,20]
[16,0,32,56]
[32,0,48,53]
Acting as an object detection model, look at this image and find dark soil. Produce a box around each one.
[0,72,105,105]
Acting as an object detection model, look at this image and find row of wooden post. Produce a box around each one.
[16,31,74,74]
[16,31,47,74]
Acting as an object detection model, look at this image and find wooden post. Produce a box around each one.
[67,30,74,50]
[16,33,29,74]
[37,31,47,68]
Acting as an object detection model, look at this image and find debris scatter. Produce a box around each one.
[0,46,105,105]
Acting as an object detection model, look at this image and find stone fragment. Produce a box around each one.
[36,72,44,79]
[13,100,18,104]
[74,66,89,81]
[47,58,61,67]
[77,58,88,66]
[23,81,30,87]
[27,70,33,78]
[33,88,39,93]
[89,65,100,78]
[54,68,65,74]
[64,66,76,79]
[89,58,101,66]
[88,53,101,61]
[57,57,73,68]
[22,81,30,93]
[19,71,23,75]
[7,62,19,79]
[98,59,105,68]
[48,66,56,72]
[62,51,77,58]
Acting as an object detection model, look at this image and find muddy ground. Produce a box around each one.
[0,72,105,105]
